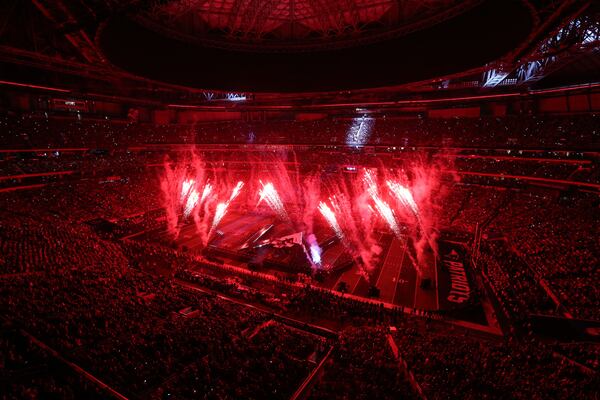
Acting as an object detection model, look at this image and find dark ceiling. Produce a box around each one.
[98,0,533,93]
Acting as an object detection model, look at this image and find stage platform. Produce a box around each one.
[137,211,481,314]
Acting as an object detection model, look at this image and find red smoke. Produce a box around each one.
[160,151,455,279]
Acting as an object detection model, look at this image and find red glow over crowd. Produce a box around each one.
[1,110,598,399]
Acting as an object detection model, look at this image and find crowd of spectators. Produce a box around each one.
[1,234,325,399]
[0,184,597,398]
[2,112,598,150]
[0,323,105,399]
[430,182,599,323]
[1,111,598,398]
[449,156,598,183]
[552,342,600,372]
[308,327,417,400]
[0,172,161,223]
[0,211,127,274]
[391,320,598,399]
[487,190,599,320]
[477,240,559,329]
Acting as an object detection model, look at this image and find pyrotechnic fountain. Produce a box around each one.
[257,180,289,221]
[161,151,449,279]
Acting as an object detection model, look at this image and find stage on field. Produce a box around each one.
[138,213,483,315]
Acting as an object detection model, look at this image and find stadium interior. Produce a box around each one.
[0,0,599,399]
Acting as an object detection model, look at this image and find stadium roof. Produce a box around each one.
[0,0,596,100]
[134,0,475,52]
[99,0,532,91]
